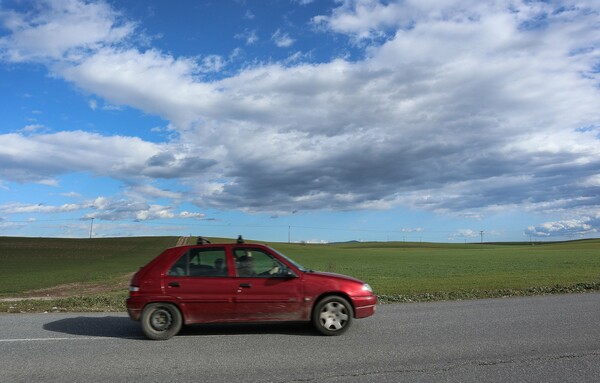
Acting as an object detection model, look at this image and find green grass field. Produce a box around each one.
[278,240,600,300]
[0,236,599,312]
[0,236,178,294]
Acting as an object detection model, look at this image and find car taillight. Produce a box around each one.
[129,285,140,296]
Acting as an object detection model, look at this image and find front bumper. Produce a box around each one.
[352,295,378,318]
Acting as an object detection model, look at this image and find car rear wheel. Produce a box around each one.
[312,296,353,336]
[141,303,182,340]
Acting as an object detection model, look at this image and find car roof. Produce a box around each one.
[177,242,270,250]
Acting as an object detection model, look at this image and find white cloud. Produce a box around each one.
[179,211,205,219]
[91,196,110,210]
[272,29,295,47]
[0,0,134,62]
[82,199,175,221]
[0,202,81,214]
[60,48,212,129]
[0,220,26,230]
[0,193,206,225]
[1,0,599,231]
[199,54,226,73]
[20,124,46,133]
[312,0,408,40]
[0,130,216,183]
[450,229,480,239]
[525,215,600,238]
[61,192,82,198]
[294,0,316,5]
[127,184,183,201]
[235,29,258,45]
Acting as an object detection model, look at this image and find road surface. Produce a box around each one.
[1,293,599,382]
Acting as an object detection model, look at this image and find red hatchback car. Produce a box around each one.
[127,237,377,340]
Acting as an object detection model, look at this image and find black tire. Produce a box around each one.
[312,296,353,336]
[140,303,182,340]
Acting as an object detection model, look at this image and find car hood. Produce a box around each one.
[303,270,364,284]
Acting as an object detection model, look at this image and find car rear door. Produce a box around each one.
[164,246,237,323]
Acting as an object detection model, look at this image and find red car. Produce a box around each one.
[127,237,377,340]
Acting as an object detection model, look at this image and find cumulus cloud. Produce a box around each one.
[190,1,600,217]
[272,29,295,47]
[81,199,172,221]
[179,211,205,219]
[0,131,216,183]
[525,215,600,238]
[0,0,134,62]
[126,184,183,201]
[60,48,213,129]
[0,195,206,223]
[82,199,205,222]
[1,0,599,236]
[0,202,80,214]
[312,0,407,40]
[449,229,480,240]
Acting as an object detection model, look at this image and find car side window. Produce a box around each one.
[234,248,286,278]
[168,248,228,277]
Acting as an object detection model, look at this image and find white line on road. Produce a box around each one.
[0,336,143,342]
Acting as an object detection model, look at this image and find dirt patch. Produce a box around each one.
[176,236,192,246]
[0,273,134,302]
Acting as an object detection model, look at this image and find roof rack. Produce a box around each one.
[197,236,211,245]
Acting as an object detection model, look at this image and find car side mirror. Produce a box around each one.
[284,268,298,278]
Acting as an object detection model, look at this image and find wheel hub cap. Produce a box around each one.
[319,302,349,330]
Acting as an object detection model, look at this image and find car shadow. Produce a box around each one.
[43,315,144,339]
[179,321,317,337]
[44,316,317,339]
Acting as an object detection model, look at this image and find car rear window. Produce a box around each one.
[168,247,227,277]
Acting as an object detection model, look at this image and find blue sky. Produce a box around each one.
[0,0,599,243]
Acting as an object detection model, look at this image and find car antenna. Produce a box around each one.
[237,235,244,244]
[197,236,211,245]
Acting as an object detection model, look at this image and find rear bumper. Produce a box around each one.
[126,296,147,321]
[352,295,378,318]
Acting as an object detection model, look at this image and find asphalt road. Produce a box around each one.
[1,293,599,383]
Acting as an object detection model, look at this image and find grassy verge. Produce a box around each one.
[0,292,127,314]
[377,281,600,303]
[2,282,599,313]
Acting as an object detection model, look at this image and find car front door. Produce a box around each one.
[233,247,304,321]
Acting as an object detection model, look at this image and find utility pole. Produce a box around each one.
[480,230,484,244]
[288,225,291,244]
[89,217,95,239]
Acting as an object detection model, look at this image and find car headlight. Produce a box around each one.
[362,283,373,293]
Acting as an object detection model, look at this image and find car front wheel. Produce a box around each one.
[141,303,182,340]
[312,296,353,336]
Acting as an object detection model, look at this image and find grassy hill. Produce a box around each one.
[1,236,599,312]
[0,236,180,295]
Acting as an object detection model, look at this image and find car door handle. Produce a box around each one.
[239,283,252,288]
[168,282,180,287]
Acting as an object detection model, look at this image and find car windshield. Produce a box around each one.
[270,247,308,272]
